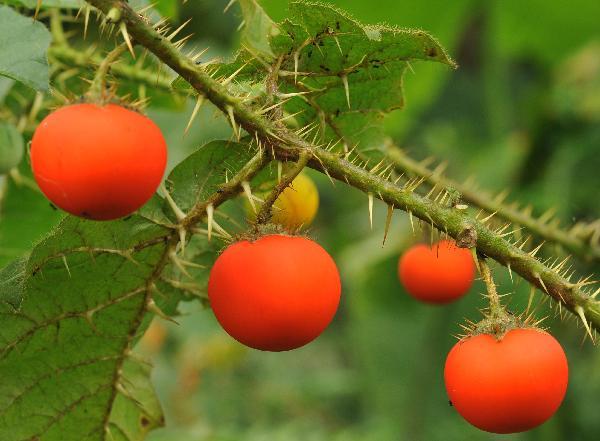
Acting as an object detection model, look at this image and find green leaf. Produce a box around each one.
[0,216,171,440]
[270,1,455,151]
[0,258,26,310]
[0,170,63,268]
[107,359,164,440]
[0,5,51,91]
[140,140,259,224]
[238,0,280,58]
[0,122,24,174]
[165,140,258,214]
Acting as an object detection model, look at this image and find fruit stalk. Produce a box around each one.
[87,43,128,101]
[479,258,503,317]
[255,150,310,225]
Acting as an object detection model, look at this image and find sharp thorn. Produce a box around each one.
[368,193,374,230]
[382,204,394,246]
[119,23,136,58]
[242,181,256,213]
[206,203,214,241]
[184,95,204,136]
[341,74,350,109]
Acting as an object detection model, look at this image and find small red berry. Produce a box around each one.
[444,328,568,433]
[398,240,475,304]
[31,103,167,220]
[208,234,341,351]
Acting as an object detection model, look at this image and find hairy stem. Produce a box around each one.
[88,43,128,101]
[303,147,600,332]
[388,145,600,263]
[182,150,269,229]
[49,45,174,91]
[255,151,310,225]
[479,258,502,316]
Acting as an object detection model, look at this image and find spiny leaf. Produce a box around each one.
[164,140,259,214]
[0,216,171,440]
[0,258,26,310]
[106,359,164,440]
[270,1,455,151]
[172,1,454,155]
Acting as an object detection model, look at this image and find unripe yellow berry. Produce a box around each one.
[271,173,319,229]
[247,173,319,230]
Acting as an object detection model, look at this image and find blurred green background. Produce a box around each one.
[2,0,600,439]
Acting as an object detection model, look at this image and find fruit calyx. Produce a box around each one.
[465,257,539,340]
[471,310,527,340]
[235,222,310,243]
[85,43,141,110]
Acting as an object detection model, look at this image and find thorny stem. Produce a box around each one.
[88,43,128,101]
[304,148,600,333]
[49,45,174,91]
[388,146,600,263]
[82,0,600,333]
[255,151,311,225]
[64,33,597,266]
[479,258,503,317]
[181,150,269,229]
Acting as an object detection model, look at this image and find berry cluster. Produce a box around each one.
[29,103,569,435]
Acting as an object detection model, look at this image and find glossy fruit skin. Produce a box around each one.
[445,328,568,434]
[271,173,319,229]
[398,240,474,304]
[207,234,341,351]
[31,103,167,220]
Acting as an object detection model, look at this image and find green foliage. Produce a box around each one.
[0,132,267,438]
[0,257,26,309]
[238,0,278,58]
[175,1,454,152]
[0,0,599,439]
[0,171,63,268]
[271,2,455,150]
[165,141,257,214]
[0,216,169,440]
[0,122,23,174]
[0,5,51,91]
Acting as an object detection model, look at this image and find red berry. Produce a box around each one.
[207,234,341,351]
[444,328,568,433]
[398,240,474,304]
[31,103,167,220]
